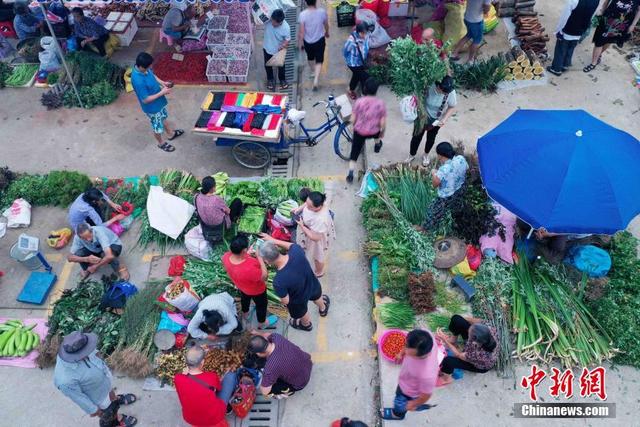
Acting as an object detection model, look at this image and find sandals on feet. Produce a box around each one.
[583,63,597,73]
[280,82,290,90]
[318,294,330,317]
[380,408,404,420]
[267,81,275,91]
[158,142,175,152]
[117,393,137,406]
[289,318,313,331]
[168,129,184,141]
[119,415,138,427]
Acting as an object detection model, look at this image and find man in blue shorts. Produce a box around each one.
[130,52,184,152]
[451,0,492,63]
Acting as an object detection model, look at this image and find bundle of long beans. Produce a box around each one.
[472,259,514,377]
[512,257,614,367]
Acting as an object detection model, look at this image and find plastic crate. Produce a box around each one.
[208,44,251,59]
[227,59,249,83]
[206,29,227,44]
[206,58,228,83]
[207,15,229,30]
[226,32,251,45]
[336,2,356,27]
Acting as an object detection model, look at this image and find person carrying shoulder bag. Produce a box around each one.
[405,76,457,168]
[342,22,370,100]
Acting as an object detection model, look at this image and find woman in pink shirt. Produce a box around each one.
[346,77,386,183]
[381,329,439,420]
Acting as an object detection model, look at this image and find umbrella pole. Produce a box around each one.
[526,228,534,239]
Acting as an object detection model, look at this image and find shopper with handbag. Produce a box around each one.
[263,9,291,91]
[174,345,238,427]
[405,76,457,167]
[342,22,370,100]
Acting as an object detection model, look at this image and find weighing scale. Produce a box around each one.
[15,234,58,305]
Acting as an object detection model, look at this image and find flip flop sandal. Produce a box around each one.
[318,294,330,317]
[289,318,313,331]
[583,64,597,72]
[280,83,290,90]
[267,82,275,91]
[168,129,184,141]
[158,142,175,152]
[119,415,138,427]
[118,266,130,281]
[380,408,404,420]
[117,393,137,405]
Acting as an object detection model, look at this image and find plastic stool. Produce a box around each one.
[159,30,174,46]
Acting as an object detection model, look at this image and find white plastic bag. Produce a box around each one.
[184,225,212,260]
[400,95,418,122]
[275,199,299,226]
[163,277,200,312]
[146,186,195,240]
[286,109,306,123]
[369,22,391,48]
[2,199,31,228]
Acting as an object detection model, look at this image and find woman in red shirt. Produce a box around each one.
[222,234,269,328]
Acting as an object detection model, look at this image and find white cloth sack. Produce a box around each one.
[369,22,391,48]
[400,95,418,122]
[184,225,212,260]
[146,186,195,240]
[287,109,306,123]
[2,198,31,228]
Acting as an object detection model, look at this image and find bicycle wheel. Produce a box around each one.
[232,141,272,169]
[334,122,353,161]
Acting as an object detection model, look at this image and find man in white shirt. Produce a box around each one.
[547,0,599,75]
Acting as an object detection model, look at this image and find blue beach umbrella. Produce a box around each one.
[477,109,640,234]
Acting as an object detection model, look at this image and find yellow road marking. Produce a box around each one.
[338,250,359,261]
[44,253,63,263]
[47,261,74,316]
[315,175,344,181]
[141,252,157,262]
[316,317,329,352]
[311,349,377,363]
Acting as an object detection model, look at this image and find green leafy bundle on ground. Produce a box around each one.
[451,55,508,92]
[0,62,13,88]
[0,170,91,208]
[589,232,640,367]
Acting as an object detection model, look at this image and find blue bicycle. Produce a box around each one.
[216,95,353,169]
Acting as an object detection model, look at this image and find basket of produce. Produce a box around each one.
[207,15,229,30]
[206,58,228,83]
[237,206,266,235]
[378,329,407,363]
[227,59,249,83]
[336,1,356,28]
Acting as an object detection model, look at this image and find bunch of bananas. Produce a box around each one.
[0,320,40,358]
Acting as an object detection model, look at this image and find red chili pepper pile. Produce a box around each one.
[153,53,209,85]
[381,332,406,360]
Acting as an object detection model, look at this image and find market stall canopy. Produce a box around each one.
[477,109,640,234]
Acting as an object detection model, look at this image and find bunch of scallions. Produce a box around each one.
[511,257,615,367]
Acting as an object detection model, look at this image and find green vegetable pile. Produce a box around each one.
[63,80,118,109]
[512,257,614,368]
[259,178,289,209]
[237,206,265,235]
[137,169,200,253]
[0,62,13,88]
[589,232,640,367]
[39,278,122,368]
[451,54,508,92]
[4,64,38,87]
[183,246,235,297]
[285,178,323,200]
[107,280,166,378]
[225,181,260,205]
[46,51,124,109]
[471,259,514,377]
[379,302,415,330]
[0,170,91,209]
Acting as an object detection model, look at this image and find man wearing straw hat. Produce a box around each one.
[54,331,138,426]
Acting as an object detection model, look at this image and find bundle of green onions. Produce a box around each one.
[379,302,415,330]
[512,257,615,367]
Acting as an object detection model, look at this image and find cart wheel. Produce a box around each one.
[334,122,353,161]
[232,141,272,169]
